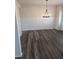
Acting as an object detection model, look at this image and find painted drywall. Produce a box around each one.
[16,1,22,36]
[15,19,22,57]
[59,8,63,30]
[15,1,22,57]
[20,5,57,31]
[58,5,63,30]
[54,5,63,30]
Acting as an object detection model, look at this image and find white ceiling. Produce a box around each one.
[17,0,63,6]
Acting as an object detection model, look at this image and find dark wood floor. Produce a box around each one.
[21,29,63,59]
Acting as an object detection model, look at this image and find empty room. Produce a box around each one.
[15,0,63,59]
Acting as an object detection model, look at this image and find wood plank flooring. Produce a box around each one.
[21,29,63,59]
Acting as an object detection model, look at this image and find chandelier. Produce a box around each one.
[43,0,50,18]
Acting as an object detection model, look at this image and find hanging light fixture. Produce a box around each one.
[43,0,50,18]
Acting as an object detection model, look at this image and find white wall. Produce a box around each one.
[20,5,57,31]
[16,1,22,36]
[52,5,63,30]
[15,19,22,57]
[59,8,63,30]
[15,1,22,57]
